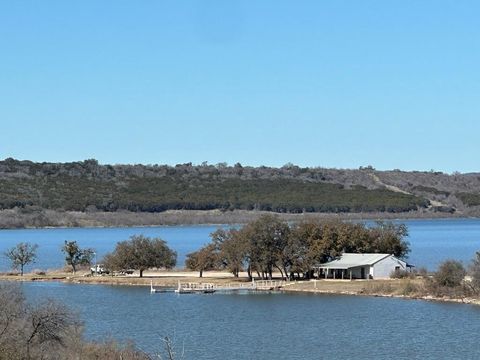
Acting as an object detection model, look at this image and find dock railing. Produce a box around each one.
[150,279,287,294]
[171,279,286,293]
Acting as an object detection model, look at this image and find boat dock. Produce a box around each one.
[150,280,285,294]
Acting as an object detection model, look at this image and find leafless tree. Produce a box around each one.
[4,242,38,275]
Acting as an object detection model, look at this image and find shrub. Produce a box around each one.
[469,251,480,293]
[416,267,429,278]
[390,269,415,279]
[434,260,466,288]
[362,282,394,295]
[399,281,418,296]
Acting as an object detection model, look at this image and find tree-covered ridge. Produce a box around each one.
[0,159,429,214]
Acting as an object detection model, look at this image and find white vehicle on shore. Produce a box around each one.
[90,264,109,275]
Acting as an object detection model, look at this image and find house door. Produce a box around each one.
[361,267,365,279]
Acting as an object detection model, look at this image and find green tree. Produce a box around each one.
[185,243,218,278]
[211,228,247,278]
[287,221,324,278]
[244,215,290,280]
[103,235,176,277]
[434,260,466,287]
[61,241,94,274]
[4,242,38,276]
[368,221,410,258]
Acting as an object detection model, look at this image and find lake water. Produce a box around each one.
[1,219,480,272]
[21,281,480,359]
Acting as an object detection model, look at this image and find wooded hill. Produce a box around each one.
[0,158,479,217]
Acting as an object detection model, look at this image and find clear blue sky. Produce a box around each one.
[1,1,479,173]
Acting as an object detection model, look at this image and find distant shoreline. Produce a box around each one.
[0,208,476,230]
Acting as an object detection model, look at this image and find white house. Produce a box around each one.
[316,253,412,280]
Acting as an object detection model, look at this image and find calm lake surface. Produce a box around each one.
[1,218,480,271]
[21,282,480,359]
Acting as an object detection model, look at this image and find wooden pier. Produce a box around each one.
[150,280,285,294]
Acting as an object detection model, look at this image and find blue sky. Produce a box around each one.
[1,1,479,173]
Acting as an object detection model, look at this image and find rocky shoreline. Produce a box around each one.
[282,283,480,306]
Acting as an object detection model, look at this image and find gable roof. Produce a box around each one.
[317,253,393,269]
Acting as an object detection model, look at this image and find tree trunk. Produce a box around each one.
[282,266,289,281]
[139,269,143,278]
[199,269,203,278]
[247,265,252,281]
[21,264,24,276]
[275,265,284,280]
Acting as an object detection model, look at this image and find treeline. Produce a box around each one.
[0,159,430,214]
[186,215,410,280]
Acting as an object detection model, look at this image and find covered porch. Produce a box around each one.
[316,265,371,280]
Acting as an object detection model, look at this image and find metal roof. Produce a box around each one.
[316,253,393,269]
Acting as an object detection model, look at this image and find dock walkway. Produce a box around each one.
[150,280,285,294]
